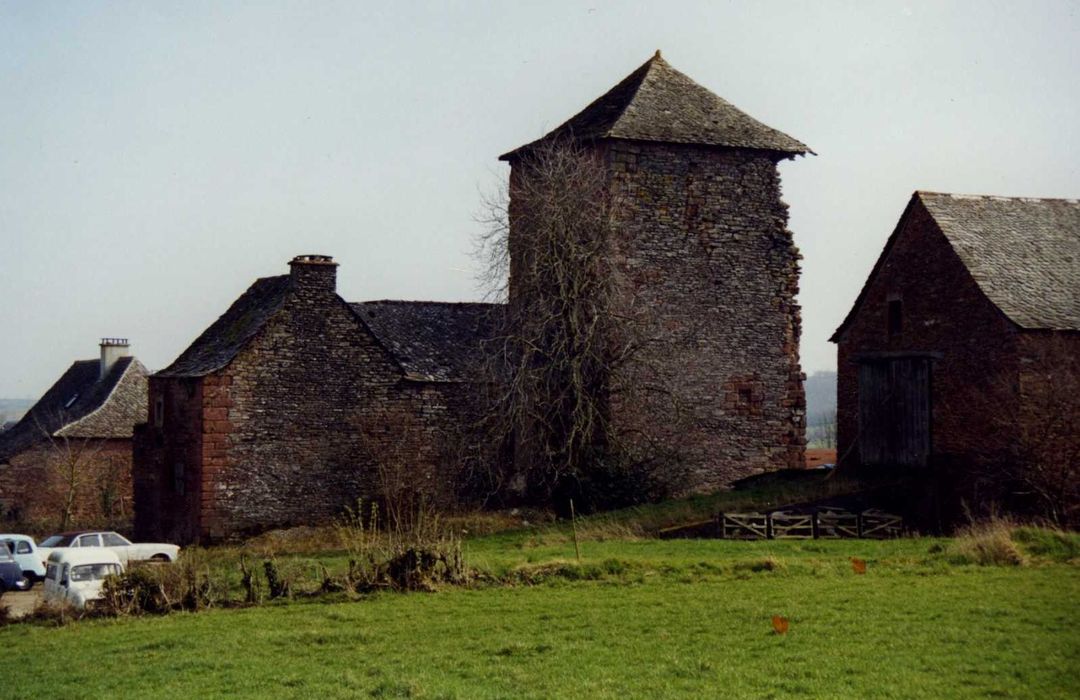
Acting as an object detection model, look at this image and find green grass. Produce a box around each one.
[4,482,1077,698]
[4,535,1079,699]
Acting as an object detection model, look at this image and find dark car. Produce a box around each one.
[0,547,30,592]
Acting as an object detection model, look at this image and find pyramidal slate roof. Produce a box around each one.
[501,52,810,160]
[156,275,291,377]
[0,356,149,462]
[832,191,1080,340]
[352,301,501,382]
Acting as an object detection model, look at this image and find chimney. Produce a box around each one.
[288,254,338,295]
[100,338,130,380]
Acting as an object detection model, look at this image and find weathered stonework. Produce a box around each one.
[834,200,1021,468]
[502,54,809,494]
[134,260,485,543]
[833,193,1080,516]
[569,142,805,490]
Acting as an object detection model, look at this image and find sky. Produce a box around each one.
[1,0,1078,398]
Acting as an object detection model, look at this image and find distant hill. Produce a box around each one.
[804,371,836,448]
[0,398,34,427]
[805,371,836,425]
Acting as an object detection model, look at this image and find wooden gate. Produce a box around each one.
[857,355,932,467]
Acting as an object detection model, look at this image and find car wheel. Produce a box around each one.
[20,573,35,590]
[14,577,30,592]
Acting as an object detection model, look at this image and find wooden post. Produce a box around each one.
[570,499,581,562]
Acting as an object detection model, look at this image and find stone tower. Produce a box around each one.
[500,53,809,493]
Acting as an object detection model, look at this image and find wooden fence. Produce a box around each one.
[718,508,901,540]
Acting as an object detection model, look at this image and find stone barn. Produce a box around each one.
[831,192,1080,521]
[0,339,148,526]
[501,52,810,491]
[133,255,495,543]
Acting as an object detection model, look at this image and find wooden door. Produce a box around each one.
[857,357,931,467]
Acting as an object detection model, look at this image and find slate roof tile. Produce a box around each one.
[917,192,1080,330]
[351,301,501,382]
[156,276,291,377]
[501,52,809,160]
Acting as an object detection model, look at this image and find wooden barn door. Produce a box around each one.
[857,357,931,467]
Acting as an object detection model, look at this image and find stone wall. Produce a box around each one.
[605,142,805,490]
[135,261,478,543]
[508,141,806,494]
[834,199,1022,469]
[133,376,205,542]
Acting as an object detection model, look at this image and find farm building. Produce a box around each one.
[0,339,148,525]
[132,255,496,543]
[831,192,1080,522]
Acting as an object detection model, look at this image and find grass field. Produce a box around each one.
[4,528,1079,699]
[3,478,1078,698]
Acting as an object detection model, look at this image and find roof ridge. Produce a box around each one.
[917,190,1080,204]
[601,54,662,139]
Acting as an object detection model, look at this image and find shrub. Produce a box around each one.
[948,520,1026,566]
[102,549,222,615]
[334,499,471,593]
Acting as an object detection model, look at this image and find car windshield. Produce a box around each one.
[40,535,75,547]
[69,563,121,582]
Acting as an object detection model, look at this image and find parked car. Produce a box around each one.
[0,546,31,593]
[37,531,180,566]
[42,549,123,609]
[0,534,47,584]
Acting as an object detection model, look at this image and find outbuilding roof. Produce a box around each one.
[155,271,501,384]
[918,192,1080,330]
[351,301,501,382]
[501,52,810,160]
[0,356,149,462]
[156,276,291,377]
[832,191,1080,340]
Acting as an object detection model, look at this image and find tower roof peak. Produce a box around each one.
[501,53,810,160]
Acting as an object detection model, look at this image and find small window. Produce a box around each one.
[888,299,903,338]
[15,541,31,554]
[154,396,165,428]
[46,563,58,581]
[102,533,127,547]
[77,534,101,548]
[174,462,185,496]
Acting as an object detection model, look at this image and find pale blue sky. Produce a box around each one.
[2,1,1078,397]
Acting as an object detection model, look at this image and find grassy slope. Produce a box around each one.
[4,540,1079,699]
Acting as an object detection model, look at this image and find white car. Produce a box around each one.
[38,531,180,566]
[42,548,124,609]
[0,534,47,583]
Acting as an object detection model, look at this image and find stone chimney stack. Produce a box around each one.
[288,254,338,296]
[100,338,130,380]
